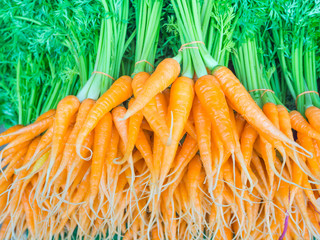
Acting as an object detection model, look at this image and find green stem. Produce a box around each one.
[16,58,22,125]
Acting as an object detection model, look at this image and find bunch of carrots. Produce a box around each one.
[1,0,320,239]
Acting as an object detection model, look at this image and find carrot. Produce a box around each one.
[241,123,258,167]
[153,134,164,181]
[112,106,129,149]
[235,113,246,139]
[1,140,31,168]
[155,92,168,119]
[22,190,35,237]
[120,98,143,165]
[305,106,320,131]
[43,96,80,194]
[90,112,112,204]
[159,76,194,192]
[136,129,153,174]
[123,58,180,119]
[76,76,132,158]
[140,119,152,131]
[263,102,280,129]
[0,125,24,146]
[131,72,170,145]
[298,133,320,179]
[185,119,197,140]
[192,96,213,192]
[170,135,198,184]
[277,105,294,140]
[35,109,56,122]
[187,155,205,231]
[49,99,95,187]
[1,117,54,148]
[55,168,90,234]
[1,117,53,155]
[212,66,307,153]
[290,110,320,140]
[0,146,29,183]
[195,74,252,187]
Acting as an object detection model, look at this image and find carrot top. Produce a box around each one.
[77,0,135,101]
[132,0,163,75]
[171,0,219,78]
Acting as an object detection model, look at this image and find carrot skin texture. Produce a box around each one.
[132,72,170,145]
[124,58,180,119]
[159,77,194,190]
[212,66,300,148]
[90,112,112,203]
[290,110,320,140]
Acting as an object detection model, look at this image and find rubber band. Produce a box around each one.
[178,41,204,52]
[92,71,115,81]
[295,90,319,106]
[248,89,275,98]
[134,60,154,69]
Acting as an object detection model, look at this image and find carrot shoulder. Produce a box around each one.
[123,58,180,119]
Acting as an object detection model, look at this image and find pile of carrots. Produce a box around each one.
[1,57,320,239]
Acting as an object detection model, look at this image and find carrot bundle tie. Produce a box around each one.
[92,71,115,81]
[248,89,275,98]
[178,41,205,52]
[295,91,319,106]
[134,60,154,69]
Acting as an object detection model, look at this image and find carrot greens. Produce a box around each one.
[269,0,320,114]
[231,0,283,108]
[77,0,134,101]
[0,0,102,126]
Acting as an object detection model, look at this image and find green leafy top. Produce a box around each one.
[0,0,102,126]
[269,0,320,114]
[131,0,163,75]
[77,0,135,101]
[171,0,218,78]
[205,0,239,67]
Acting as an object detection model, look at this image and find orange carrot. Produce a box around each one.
[235,113,246,138]
[90,112,112,204]
[159,76,194,191]
[298,133,320,179]
[290,110,320,140]
[131,72,170,145]
[0,125,24,146]
[240,123,258,167]
[155,92,168,119]
[263,102,280,129]
[76,76,132,158]
[195,74,252,186]
[124,58,180,119]
[212,66,306,152]
[120,98,144,164]
[185,119,197,140]
[35,109,56,122]
[192,96,213,191]
[44,96,80,195]
[305,106,320,131]
[153,134,164,181]
[50,99,95,184]
[277,105,294,140]
[170,134,198,183]
[136,129,153,174]
[1,117,53,152]
[112,106,129,149]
